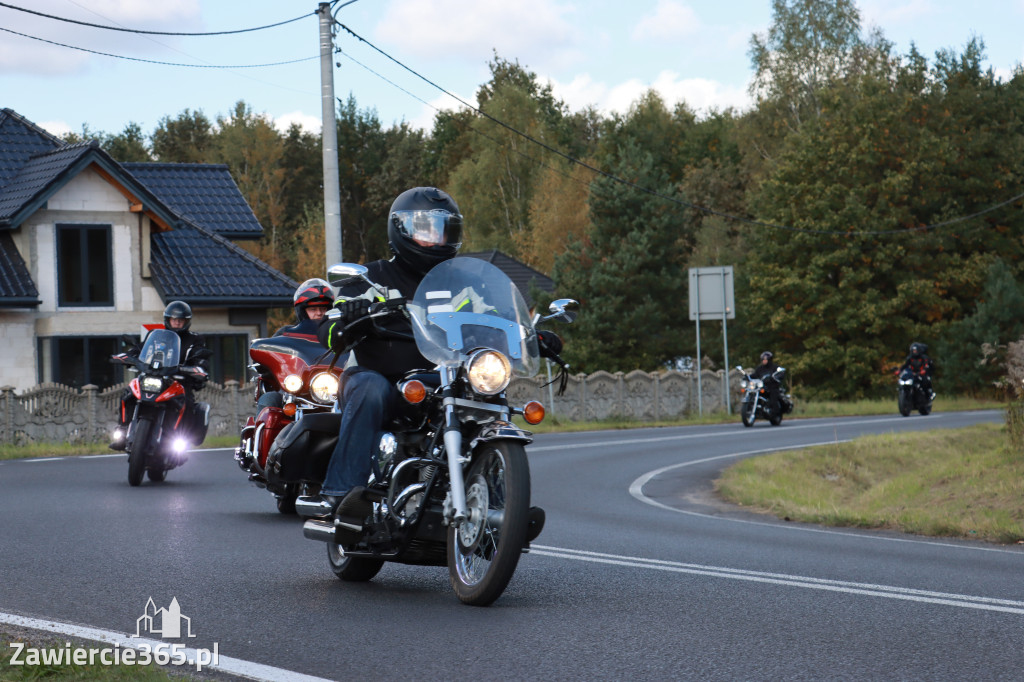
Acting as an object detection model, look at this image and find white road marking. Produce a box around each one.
[0,611,332,682]
[628,441,1024,556]
[530,545,1024,615]
[527,413,983,452]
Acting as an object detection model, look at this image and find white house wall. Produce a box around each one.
[0,312,36,389]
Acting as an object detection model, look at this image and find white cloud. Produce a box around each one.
[0,0,201,74]
[374,0,580,64]
[274,111,322,134]
[37,120,73,137]
[547,70,751,118]
[631,0,700,42]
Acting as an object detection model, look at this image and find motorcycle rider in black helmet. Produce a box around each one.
[900,342,935,399]
[275,278,334,341]
[111,301,209,450]
[305,187,561,515]
[750,350,782,416]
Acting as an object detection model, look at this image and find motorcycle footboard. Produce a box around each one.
[266,413,341,484]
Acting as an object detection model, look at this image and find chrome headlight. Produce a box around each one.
[310,372,339,404]
[282,374,303,393]
[466,349,512,395]
[142,376,163,393]
[750,379,763,390]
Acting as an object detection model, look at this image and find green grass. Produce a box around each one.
[715,422,1024,543]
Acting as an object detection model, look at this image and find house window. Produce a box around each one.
[204,334,249,385]
[57,224,113,306]
[38,336,122,389]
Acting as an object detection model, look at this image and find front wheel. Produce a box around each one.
[127,420,151,486]
[740,401,755,427]
[898,390,912,417]
[448,441,530,606]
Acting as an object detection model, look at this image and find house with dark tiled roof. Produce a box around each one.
[459,249,555,307]
[0,107,296,391]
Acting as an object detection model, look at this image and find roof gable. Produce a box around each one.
[0,108,63,191]
[123,163,264,239]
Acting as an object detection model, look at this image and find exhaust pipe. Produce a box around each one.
[294,496,333,518]
[303,519,336,543]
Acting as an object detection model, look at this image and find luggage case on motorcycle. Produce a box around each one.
[265,413,341,484]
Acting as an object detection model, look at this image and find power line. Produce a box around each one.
[0,25,320,68]
[334,21,1024,237]
[0,1,312,36]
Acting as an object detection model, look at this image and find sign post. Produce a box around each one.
[688,267,735,415]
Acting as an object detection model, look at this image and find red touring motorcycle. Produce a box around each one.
[111,329,210,486]
[268,257,578,606]
[235,334,342,513]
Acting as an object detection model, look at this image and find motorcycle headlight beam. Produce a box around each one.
[310,372,340,404]
[466,349,512,395]
[141,376,163,393]
[282,374,303,394]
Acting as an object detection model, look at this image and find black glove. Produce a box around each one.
[334,299,370,326]
[537,330,563,359]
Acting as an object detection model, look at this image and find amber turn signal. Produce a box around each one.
[282,402,297,417]
[401,379,426,404]
[522,401,545,425]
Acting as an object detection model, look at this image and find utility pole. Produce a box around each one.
[318,2,342,267]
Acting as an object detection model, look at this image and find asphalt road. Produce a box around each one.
[1,410,1020,680]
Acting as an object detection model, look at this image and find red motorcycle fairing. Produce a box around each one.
[155,382,185,402]
[254,405,292,470]
[249,348,313,386]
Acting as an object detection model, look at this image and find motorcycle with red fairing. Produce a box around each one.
[235,334,343,513]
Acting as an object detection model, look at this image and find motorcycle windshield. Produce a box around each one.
[139,329,181,369]
[409,258,540,377]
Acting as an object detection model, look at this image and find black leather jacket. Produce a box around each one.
[318,257,431,381]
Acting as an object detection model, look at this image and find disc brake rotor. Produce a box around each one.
[457,474,489,555]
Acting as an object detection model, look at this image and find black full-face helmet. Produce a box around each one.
[387,187,463,275]
[163,300,192,332]
[293,278,334,321]
[910,342,927,357]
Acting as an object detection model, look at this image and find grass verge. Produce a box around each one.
[715,422,1024,543]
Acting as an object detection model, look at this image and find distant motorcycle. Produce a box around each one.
[897,367,933,416]
[235,334,342,513]
[110,329,210,486]
[737,366,793,427]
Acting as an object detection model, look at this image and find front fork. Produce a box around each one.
[441,366,469,526]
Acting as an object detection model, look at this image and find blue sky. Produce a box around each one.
[1,0,1022,139]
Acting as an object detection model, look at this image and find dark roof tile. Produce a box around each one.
[0,231,39,306]
[150,220,295,306]
[123,163,264,238]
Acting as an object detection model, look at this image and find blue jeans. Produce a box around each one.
[320,367,398,496]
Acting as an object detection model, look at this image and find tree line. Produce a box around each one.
[75,0,1024,399]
